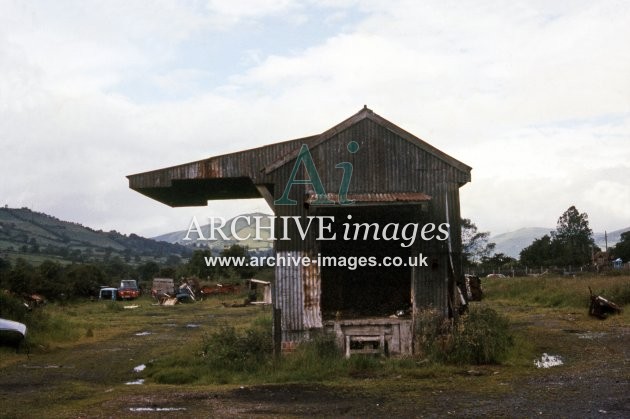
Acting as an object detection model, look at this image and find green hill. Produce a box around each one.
[0,207,191,264]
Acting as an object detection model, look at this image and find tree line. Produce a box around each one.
[0,244,266,301]
[463,206,629,271]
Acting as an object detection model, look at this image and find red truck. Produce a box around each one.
[117,279,140,300]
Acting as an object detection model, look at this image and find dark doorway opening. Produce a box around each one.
[319,205,420,320]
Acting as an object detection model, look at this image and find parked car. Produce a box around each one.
[0,318,27,351]
[99,287,118,300]
[117,279,140,300]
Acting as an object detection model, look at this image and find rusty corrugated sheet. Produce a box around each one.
[128,107,471,204]
[302,255,322,329]
[128,135,319,190]
[305,192,431,205]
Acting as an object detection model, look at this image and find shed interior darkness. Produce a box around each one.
[319,205,421,320]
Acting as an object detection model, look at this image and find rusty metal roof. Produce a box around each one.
[305,192,432,205]
[264,106,472,175]
[127,107,470,207]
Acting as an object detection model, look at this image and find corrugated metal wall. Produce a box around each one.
[267,118,467,342]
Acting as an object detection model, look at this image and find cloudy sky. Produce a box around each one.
[1,0,629,238]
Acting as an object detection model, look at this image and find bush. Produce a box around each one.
[444,307,514,365]
[0,292,29,322]
[416,306,513,365]
[200,316,273,372]
[414,308,451,358]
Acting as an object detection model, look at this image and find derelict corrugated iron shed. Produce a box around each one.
[128,107,471,355]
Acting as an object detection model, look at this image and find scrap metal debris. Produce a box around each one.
[588,287,622,319]
[200,283,241,299]
[176,282,196,303]
[464,275,483,302]
[23,293,46,309]
[160,297,178,306]
[154,280,197,305]
[456,274,483,314]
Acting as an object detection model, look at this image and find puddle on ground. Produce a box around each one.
[577,331,607,340]
[534,353,564,368]
[186,323,201,328]
[134,331,152,336]
[563,329,608,340]
[133,364,146,372]
[125,379,145,385]
[129,407,186,412]
[163,323,177,327]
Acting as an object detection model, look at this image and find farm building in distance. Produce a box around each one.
[128,107,472,355]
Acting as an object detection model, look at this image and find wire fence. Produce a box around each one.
[465,263,630,278]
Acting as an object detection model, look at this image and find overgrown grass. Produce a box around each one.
[5,274,626,388]
[163,273,630,385]
[442,307,513,364]
[147,305,515,385]
[268,333,348,382]
[483,275,630,308]
[414,306,514,365]
[0,292,82,350]
[148,315,274,385]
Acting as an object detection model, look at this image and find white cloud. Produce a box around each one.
[203,0,306,29]
[1,0,629,239]
[206,0,298,19]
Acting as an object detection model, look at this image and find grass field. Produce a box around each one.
[0,275,628,417]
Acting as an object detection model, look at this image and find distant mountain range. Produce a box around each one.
[156,214,629,259]
[0,207,191,262]
[491,226,630,258]
[152,212,274,251]
[490,228,552,259]
[3,206,624,263]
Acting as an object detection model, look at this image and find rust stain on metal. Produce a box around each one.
[302,260,319,310]
[305,192,432,205]
[199,159,222,179]
[302,254,322,329]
